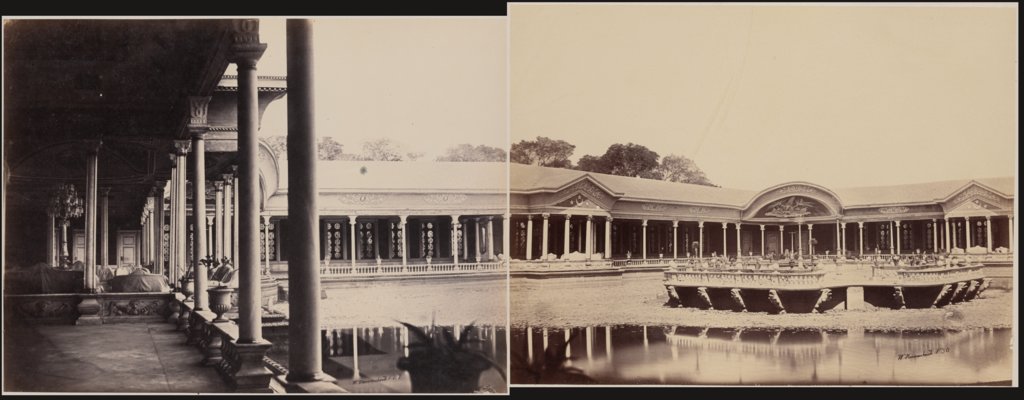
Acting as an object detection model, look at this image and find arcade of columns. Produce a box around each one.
[509,213,1014,261]
[47,20,339,390]
[305,214,506,269]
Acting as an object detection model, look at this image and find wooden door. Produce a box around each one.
[118,231,139,267]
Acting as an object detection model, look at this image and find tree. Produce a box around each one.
[360,138,419,161]
[656,154,716,187]
[263,135,348,161]
[510,136,574,168]
[436,144,507,162]
[577,143,662,179]
[317,137,345,161]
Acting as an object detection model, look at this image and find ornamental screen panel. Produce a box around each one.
[162,224,170,262]
[327,222,345,260]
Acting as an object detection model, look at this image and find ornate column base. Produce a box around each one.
[222,340,277,393]
[75,295,102,325]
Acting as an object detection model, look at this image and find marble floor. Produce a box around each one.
[3,319,228,393]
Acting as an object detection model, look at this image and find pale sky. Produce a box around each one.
[511,4,1018,190]
[248,17,508,159]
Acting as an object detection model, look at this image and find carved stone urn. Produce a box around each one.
[208,286,234,322]
[180,277,195,301]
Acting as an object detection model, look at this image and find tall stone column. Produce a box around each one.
[564,215,572,257]
[604,217,612,259]
[931,219,938,253]
[283,19,336,388]
[698,221,704,258]
[486,216,495,261]
[502,213,510,260]
[233,21,272,375]
[474,218,482,263]
[223,174,234,262]
[952,221,959,249]
[450,215,460,265]
[399,215,408,267]
[175,141,190,288]
[214,181,224,260]
[721,223,727,257]
[1009,217,1014,253]
[985,216,992,252]
[85,144,99,291]
[349,217,357,267]
[47,211,56,267]
[857,221,864,256]
[841,222,847,256]
[232,168,240,265]
[672,221,679,259]
[541,214,550,259]
[585,215,593,260]
[76,142,102,325]
[944,218,951,252]
[735,222,741,257]
[797,223,803,258]
[525,215,533,260]
[100,188,109,267]
[964,217,971,249]
[642,219,648,259]
[759,225,765,256]
[168,163,178,283]
[807,223,814,256]
[462,217,469,260]
[189,96,212,311]
[206,216,215,258]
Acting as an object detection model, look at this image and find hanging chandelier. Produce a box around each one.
[47,183,84,223]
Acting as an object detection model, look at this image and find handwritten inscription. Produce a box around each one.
[897,347,950,360]
[352,374,402,385]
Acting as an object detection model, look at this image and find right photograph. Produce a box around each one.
[508,3,1017,386]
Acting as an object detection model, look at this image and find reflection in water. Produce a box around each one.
[268,324,508,393]
[510,325,1012,385]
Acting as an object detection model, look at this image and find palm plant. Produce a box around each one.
[396,321,506,393]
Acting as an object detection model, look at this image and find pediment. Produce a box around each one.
[944,198,1000,217]
[550,176,618,210]
[943,183,1010,211]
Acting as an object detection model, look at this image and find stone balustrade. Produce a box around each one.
[665,270,829,290]
[176,298,275,392]
[321,261,505,277]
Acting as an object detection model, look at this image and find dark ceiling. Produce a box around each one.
[3,19,235,220]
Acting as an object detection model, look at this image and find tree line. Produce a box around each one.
[511,136,716,187]
[264,136,507,162]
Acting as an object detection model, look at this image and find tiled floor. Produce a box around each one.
[3,319,228,393]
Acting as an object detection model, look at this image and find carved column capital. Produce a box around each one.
[228,19,267,68]
[222,174,234,184]
[399,215,408,224]
[450,215,460,225]
[213,181,225,191]
[642,219,648,227]
[672,220,679,228]
[541,213,550,220]
[173,140,192,155]
[759,224,765,230]
[348,216,358,225]
[525,214,533,221]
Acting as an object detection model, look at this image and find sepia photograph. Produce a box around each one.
[3,17,508,394]
[507,3,1017,386]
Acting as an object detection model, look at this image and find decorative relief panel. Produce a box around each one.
[775,185,819,196]
[641,203,673,212]
[100,299,169,317]
[423,194,468,205]
[688,207,712,215]
[338,193,385,205]
[564,180,611,205]
[755,196,831,219]
[555,193,602,209]
[878,206,911,214]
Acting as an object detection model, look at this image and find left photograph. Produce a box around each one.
[2,17,509,394]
